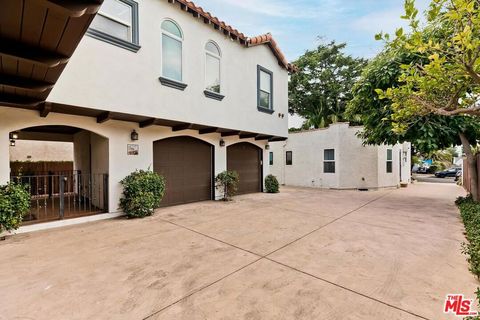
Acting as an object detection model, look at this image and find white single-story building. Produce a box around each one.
[269,123,411,190]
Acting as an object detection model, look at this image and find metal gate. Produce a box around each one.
[10,171,109,225]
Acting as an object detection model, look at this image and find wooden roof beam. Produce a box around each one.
[97,111,112,123]
[0,39,69,68]
[221,131,240,137]
[39,102,52,117]
[172,123,193,131]
[0,74,54,93]
[37,0,103,18]
[255,135,273,141]
[199,127,218,134]
[139,118,157,128]
[239,133,257,139]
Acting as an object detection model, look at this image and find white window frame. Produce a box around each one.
[97,8,132,41]
[87,0,140,52]
[205,41,221,94]
[160,19,184,83]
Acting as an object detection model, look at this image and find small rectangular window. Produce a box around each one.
[386,149,393,173]
[269,152,273,165]
[324,149,335,173]
[286,151,292,165]
[257,65,273,111]
[88,0,139,51]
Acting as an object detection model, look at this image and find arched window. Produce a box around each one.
[161,20,183,82]
[205,41,221,93]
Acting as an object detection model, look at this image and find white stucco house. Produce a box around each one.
[269,123,412,190]
[0,0,292,226]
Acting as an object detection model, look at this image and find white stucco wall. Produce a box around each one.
[48,0,288,138]
[0,108,269,212]
[269,123,412,189]
[9,140,73,162]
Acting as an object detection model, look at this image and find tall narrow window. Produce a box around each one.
[88,0,139,51]
[324,149,335,173]
[269,152,274,165]
[286,151,292,165]
[205,41,221,93]
[386,149,393,173]
[161,20,183,82]
[257,65,273,112]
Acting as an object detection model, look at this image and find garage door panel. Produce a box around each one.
[227,142,262,195]
[153,136,213,206]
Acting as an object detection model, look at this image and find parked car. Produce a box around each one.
[455,169,462,182]
[417,167,429,174]
[435,167,461,178]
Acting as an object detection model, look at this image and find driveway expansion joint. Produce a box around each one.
[144,191,430,320]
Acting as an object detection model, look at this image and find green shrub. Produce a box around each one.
[215,170,239,201]
[0,182,30,233]
[457,196,480,277]
[120,169,166,218]
[265,174,279,193]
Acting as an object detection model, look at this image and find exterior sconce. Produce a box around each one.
[10,132,19,140]
[130,130,139,141]
[9,140,15,147]
[265,144,270,150]
[219,139,225,147]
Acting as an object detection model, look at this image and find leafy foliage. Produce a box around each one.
[215,170,239,201]
[119,169,165,218]
[376,0,480,122]
[0,182,30,233]
[457,195,480,277]
[346,47,480,154]
[456,195,480,316]
[289,41,367,129]
[265,174,279,193]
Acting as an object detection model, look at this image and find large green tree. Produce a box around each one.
[373,0,480,200]
[346,47,480,190]
[289,41,367,129]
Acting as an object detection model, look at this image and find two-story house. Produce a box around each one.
[0,0,292,226]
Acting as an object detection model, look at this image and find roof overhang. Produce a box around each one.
[0,0,103,107]
[5,101,287,142]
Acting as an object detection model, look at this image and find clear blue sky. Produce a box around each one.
[192,0,429,61]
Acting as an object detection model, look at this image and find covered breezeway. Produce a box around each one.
[9,125,109,225]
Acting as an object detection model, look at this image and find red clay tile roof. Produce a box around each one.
[166,0,295,73]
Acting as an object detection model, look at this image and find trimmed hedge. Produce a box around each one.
[456,196,480,318]
[0,182,31,233]
[456,195,480,278]
[265,174,279,193]
[120,169,166,218]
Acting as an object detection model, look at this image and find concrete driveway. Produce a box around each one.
[0,183,477,320]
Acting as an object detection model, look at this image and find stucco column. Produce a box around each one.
[0,131,10,184]
[214,143,226,200]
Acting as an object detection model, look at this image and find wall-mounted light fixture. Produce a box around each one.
[219,139,225,147]
[9,132,19,140]
[9,140,15,147]
[130,130,139,141]
[265,144,270,150]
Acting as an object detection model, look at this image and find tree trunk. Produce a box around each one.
[459,132,479,202]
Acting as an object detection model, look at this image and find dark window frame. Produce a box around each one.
[86,0,140,52]
[269,152,273,165]
[386,149,393,173]
[323,149,335,173]
[286,151,292,165]
[257,65,274,114]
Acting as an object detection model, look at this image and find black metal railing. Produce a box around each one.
[10,172,109,225]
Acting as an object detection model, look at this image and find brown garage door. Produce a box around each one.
[227,142,262,195]
[153,136,213,206]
